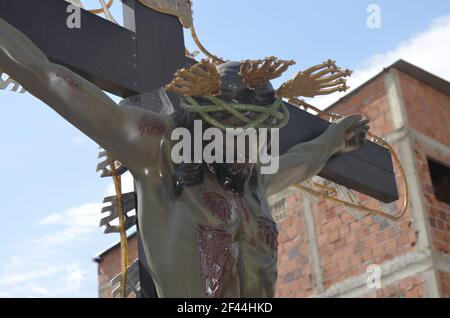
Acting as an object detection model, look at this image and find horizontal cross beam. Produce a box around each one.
[0,0,398,202]
[281,104,397,202]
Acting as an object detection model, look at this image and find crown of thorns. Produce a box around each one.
[165,57,352,130]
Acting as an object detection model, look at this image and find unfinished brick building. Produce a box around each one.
[94,60,450,298]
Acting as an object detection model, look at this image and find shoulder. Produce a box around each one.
[116,106,177,169]
[120,106,176,139]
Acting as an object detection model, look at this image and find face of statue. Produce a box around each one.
[195,62,276,165]
[214,62,277,127]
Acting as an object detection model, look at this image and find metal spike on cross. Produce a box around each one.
[100,192,137,234]
[64,0,118,24]
[0,69,26,93]
[97,148,136,234]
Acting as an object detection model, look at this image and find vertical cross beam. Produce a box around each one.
[122,0,186,93]
[121,0,186,298]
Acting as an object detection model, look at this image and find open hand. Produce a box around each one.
[329,114,370,154]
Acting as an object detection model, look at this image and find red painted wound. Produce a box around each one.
[201,192,232,222]
[56,72,81,87]
[138,115,166,137]
[198,225,233,298]
[257,217,278,251]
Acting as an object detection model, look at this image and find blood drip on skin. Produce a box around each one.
[197,224,233,298]
[257,217,278,251]
[201,192,232,222]
[138,115,167,137]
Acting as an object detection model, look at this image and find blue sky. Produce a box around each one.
[0,0,449,297]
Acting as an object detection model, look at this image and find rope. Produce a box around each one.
[181,96,289,130]
[189,25,226,64]
[289,98,408,220]
[107,154,129,298]
[87,0,114,14]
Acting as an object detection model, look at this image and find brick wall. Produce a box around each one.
[396,71,450,296]
[274,64,450,298]
[412,140,450,254]
[440,271,450,297]
[362,276,426,298]
[275,191,314,297]
[399,72,450,146]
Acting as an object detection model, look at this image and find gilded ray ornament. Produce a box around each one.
[277,60,353,99]
[138,0,193,28]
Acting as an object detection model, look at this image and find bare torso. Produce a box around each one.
[131,120,278,298]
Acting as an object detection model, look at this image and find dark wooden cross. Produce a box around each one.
[0,0,398,298]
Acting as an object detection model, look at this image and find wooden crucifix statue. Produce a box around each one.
[0,0,398,298]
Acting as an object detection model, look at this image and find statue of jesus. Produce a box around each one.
[0,18,369,298]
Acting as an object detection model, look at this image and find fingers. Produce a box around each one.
[345,124,369,150]
[339,114,362,129]
[167,85,190,95]
[345,117,371,137]
[166,59,221,96]
[350,118,369,129]
[258,57,274,73]
[319,78,346,88]
[263,57,296,76]
[191,63,209,77]
[315,85,350,96]
[303,59,336,76]
[355,125,369,143]
[311,66,337,79]
[241,57,295,88]
[273,60,296,75]
[317,69,352,83]
[177,69,197,81]
[350,114,364,121]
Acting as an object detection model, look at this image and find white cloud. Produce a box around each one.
[0,264,87,297]
[0,266,63,288]
[72,135,87,145]
[39,213,64,225]
[36,202,103,246]
[58,264,87,294]
[12,284,50,297]
[7,171,135,298]
[1,173,126,297]
[0,199,100,297]
[313,14,450,108]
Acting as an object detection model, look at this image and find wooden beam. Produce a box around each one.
[281,103,398,202]
[122,0,186,93]
[0,0,139,97]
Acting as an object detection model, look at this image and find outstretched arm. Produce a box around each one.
[265,115,369,197]
[0,18,170,169]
